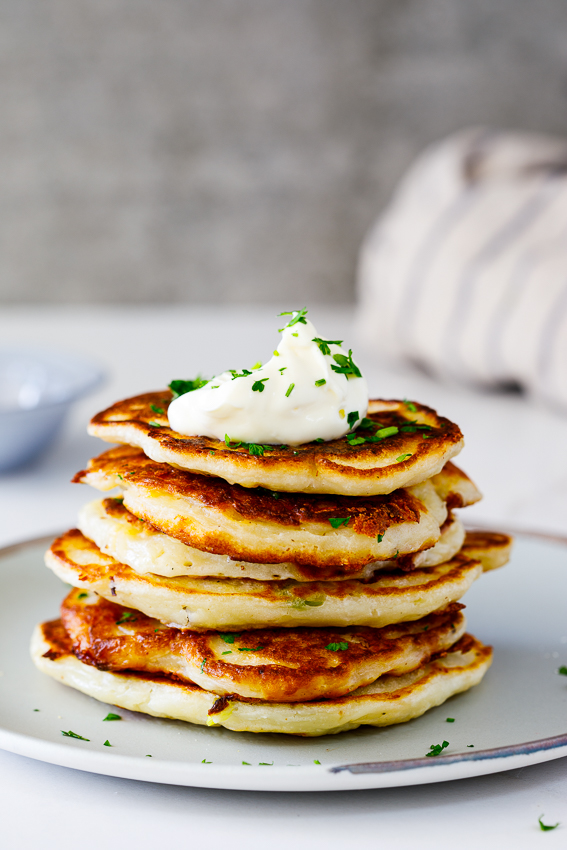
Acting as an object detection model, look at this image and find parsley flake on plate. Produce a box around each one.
[558,666,567,675]
[425,740,449,757]
[103,740,112,747]
[252,378,269,392]
[61,730,90,741]
[242,761,251,765]
[446,718,455,723]
[314,759,321,765]
[103,713,122,721]
[539,816,560,832]
[325,642,349,652]
[201,758,212,764]
[329,517,350,529]
[259,761,274,766]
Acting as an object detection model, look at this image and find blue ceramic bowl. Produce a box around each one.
[0,347,104,471]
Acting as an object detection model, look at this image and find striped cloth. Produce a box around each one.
[356,128,567,412]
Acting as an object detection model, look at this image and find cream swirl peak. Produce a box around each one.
[167,310,368,446]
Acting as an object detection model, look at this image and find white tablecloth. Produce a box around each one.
[1,305,566,849]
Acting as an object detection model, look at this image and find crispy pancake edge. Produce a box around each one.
[88,394,464,495]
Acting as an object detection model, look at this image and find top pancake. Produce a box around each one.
[88,393,464,495]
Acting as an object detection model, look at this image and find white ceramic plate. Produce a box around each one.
[1,533,566,792]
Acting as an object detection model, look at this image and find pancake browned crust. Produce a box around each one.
[88,394,464,495]
[73,447,474,568]
[79,498,466,581]
[31,621,492,736]
[45,529,484,631]
[60,588,467,702]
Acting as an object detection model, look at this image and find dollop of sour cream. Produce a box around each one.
[167,312,368,446]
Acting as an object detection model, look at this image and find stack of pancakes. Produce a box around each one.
[32,395,511,736]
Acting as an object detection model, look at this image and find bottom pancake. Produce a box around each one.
[31,620,492,737]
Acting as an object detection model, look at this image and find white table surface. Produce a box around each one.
[1,304,566,849]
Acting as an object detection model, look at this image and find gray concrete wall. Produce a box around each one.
[1,0,567,304]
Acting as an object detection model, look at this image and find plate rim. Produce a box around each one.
[2,530,567,792]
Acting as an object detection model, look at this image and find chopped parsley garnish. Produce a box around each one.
[539,816,560,832]
[396,453,413,462]
[558,666,567,675]
[148,421,162,428]
[242,761,251,765]
[169,377,208,398]
[33,709,39,712]
[278,308,308,332]
[238,646,264,652]
[103,740,112,747]
[146,754,152,757]
[200,659,207,673]
[103,713,122,721]
[78,592,88,599]
[313,438,325,443]
[358,417,375,430]
[224,435,278,457]
[201,758,212,764]
[279,367,287,374]
[219,633,237,644]
[312,337,343,356]
[285,383,295,397]
[330,349,362,379]
[446,718,455,723]
[252,361,262,370]
[347,436,366,446]
[150,404,165,415]
[259,761,274,766]
[325,642,349,652]
[376,533,384,543]
[221,650,232,655]
[229,368,253,380]
[273,350,280,356]
[329,517,351,528]
[314,759,321,765]
[467,744,474,748]
[425,741,449,757]
[404,399,417,413]
[375,426,399,439]
[115,611,137,625]
[315,378,326,387]
[252,378,269,392]
[61,730,90,741]
[347,411,359,429]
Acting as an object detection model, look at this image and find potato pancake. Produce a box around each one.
[74,447,480,568]
[88,395,464,495]
[45,529,485,631]
[60,587,467,702]
[32,622,492,736]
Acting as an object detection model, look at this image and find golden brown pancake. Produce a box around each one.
[79,498,466,581]
[31,622,492,736]
[45,529,484,631]
[461,530,513,572]
[88,394,464,495]
[60,587,467,702]
[74,447,481,568]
